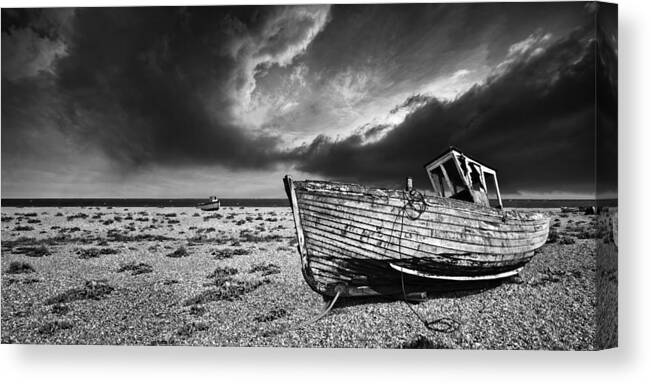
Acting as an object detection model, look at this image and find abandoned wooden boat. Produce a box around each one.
[284,147,550,298]
[197,196,220,211]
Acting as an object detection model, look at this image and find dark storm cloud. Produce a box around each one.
[52,7,279,169]
[2,6,329,171]
[292,22,616,195]
[2,4,616,197]
[304,3,587,83]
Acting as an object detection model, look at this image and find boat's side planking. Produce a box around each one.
[285,177,550,297]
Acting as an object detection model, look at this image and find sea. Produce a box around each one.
[0,198,618,208]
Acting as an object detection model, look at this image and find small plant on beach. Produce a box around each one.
[212,247,250,260]
[106,230,173,242]
[67,213,89,221]
[249,263,281,276]
[77,247,119,259]
[400,335,451,349]
[576,227,600,239]
[5,261,36,274]
[38,320,74,336]
[166,246,189,258]
[45,280,114,305]
[13,245,51,257]
[14,225,34,231]
[51,303,70,315]
[203,213,222,221]
[254,308,288,323]
[27,219,41,224]
[117,262,153,275]
[189,305,207,316]
[239,230,284,243]
[205,267,238,287]
[6,277,40,286]
[559,236,576,245]
[183,279,269,305]
[207,266,239,279]
[176,322,210,337]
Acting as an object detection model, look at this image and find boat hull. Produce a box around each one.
[198,202,220,211]
[284,176,550,297]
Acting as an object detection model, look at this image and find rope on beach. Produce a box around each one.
[303,291,342,326]
[392,189,461,334]
[263,291,341,337]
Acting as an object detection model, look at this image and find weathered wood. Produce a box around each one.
[300,211,547,254]
[297,193,547,237]
[284,176,325,295]
[295,184,546,223]
[284,176,550,297]
[303,221,535,268]
[298,193,546,232]
[298,199,548,241]
[307,235,532,267]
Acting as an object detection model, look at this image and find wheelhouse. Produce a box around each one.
[424,147,503,209]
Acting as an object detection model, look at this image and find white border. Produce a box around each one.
[1,0,649,383]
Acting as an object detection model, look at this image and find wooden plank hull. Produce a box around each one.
[284,177,550,297]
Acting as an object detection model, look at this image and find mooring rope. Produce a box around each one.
[303,291,342,326]
[262,291,342,337]
[392,189,461,334]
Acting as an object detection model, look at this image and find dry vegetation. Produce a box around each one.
[1,206,616,349]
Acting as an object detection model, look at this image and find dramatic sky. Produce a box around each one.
[1,2,617,198]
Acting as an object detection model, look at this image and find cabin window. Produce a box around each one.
[483,172,502,208]
[424,148,503,209]
[468,163,483,190]
[442,159,466,195]
[429,167,451,197]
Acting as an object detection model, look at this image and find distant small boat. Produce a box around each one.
[284,147,550,298]
[197,196,220,211]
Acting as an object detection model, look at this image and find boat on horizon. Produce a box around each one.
[197,196,221,211]
[283,147,550,298]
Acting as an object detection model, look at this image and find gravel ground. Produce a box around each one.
[1,206,617,349]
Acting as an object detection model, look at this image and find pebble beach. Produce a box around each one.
[1,205,617,349]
